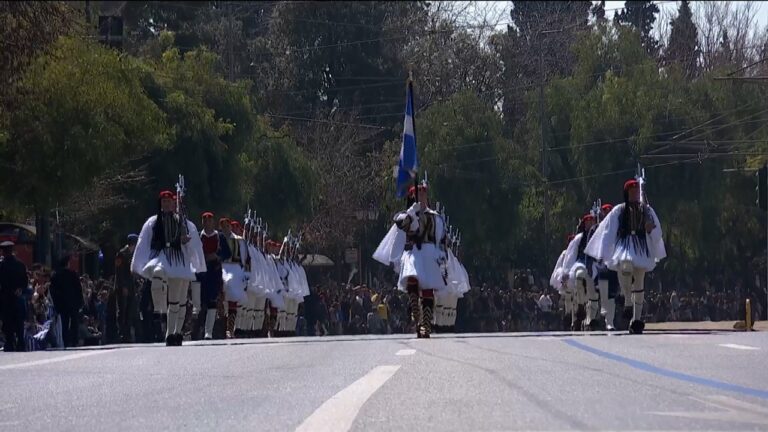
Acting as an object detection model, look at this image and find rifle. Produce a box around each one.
[175,174,189,238]
[262,223,269,254]
[279,229,292,259]
[244,207,252,246]
[636,163,649,208]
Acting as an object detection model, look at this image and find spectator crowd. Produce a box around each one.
[2,244,766,351]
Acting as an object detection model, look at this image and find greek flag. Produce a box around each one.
[396,81,418,198]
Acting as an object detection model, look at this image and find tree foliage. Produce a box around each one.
[2,1,768,295]
[1,37,168,210]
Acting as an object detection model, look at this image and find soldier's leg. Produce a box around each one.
[433,291,445,330]
[285,298,295,335]
[277,295,288,336]
[598,277,615,330]
[568,278,582,330]
[630,269,646,334]
[204,305,217,340]
[406,277,421,337]
[574,268,590,330]
[244,290,255,334]
[420,289,435,338]
[150,268,168,314]
[174,281,190,341]
[190,281,201,315]
[165,278,187,345]
[226,301,238,339]
[617,269,634,323]
[585,275,600,328]
[254,295,266,336]
[562,287,573,330]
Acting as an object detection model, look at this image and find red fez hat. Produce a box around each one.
[231,221,241,228]
[624,179,639,191]
[601,204,613,213]
[219,217,231,225]
[407,185,428,196]
[201,212,214,219]
[582,214,595,223]
[158,190,175,199]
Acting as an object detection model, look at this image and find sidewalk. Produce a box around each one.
[646,320,768,332]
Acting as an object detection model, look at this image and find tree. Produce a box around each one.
[665,0,699,78]
[255,1,429,127]
[501,1,591,136]
[416,91,530,273]
[525,22,768,288]
[404,9,504,111]
[694,1,762,73]
[1,37,169,264]
[614,1,660,56]
[0,2,82,87]
[591,1,606,24]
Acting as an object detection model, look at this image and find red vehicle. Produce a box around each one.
[0,222,99,274]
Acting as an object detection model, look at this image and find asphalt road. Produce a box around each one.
[1,330,767,432]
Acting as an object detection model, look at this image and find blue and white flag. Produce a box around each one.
[396,81,418,198]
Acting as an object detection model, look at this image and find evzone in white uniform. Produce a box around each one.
[549,241,572,330]
[591,204,619,331]
[373,183,448,338]
[285,257,309,336]
[585,178,666,334]
[435,245,469,332]
[217,218,249,339]
[279,238,300,337]
[262,241,286,337]
[131,190,206,346]
[274,247,292,337]
[244,227,269,337]
[561,214,597,331]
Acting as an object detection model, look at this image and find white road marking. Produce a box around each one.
[718,343,760,351]
[650,395,768,426]
[0,349,118,371]
[395,349,416,356]
[295,365,401,432]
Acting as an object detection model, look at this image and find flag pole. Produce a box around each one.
[408,71,419,198]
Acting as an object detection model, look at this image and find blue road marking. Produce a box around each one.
[564,338,768,400]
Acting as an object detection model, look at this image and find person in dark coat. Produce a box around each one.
[0,241,28,352]
[49,254,84,348]
[111,234,139,342]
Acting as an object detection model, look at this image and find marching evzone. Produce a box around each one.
[276,238,295,336]
[263,240,286,337]
[439,247,469,332]
[379,182,448,338]
[131,189,206,346]
[285,243,309,337]
[285,259,302,337]
[561,214,597,331]
[550,237,573,330]
[590,204,619,331]
[585,178,666,334]
[245,225,268,338]
[217,218,249,339]
[293,258,310,333]
[198,212,224,340]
